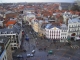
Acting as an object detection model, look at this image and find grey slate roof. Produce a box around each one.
[68,18,80,24]
[45,23,60,29]
[0,23,21,34]
[60,24,68,30]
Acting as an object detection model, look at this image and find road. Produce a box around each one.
[13,22,80,60]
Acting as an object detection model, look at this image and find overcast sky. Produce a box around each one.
[0,0,75,3]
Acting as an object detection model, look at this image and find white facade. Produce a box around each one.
[45,23,68,42]
[61,24,68,42]
[68,18,80,37]
[45,27,61,40]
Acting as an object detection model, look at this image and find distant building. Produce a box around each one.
[23,11,36,25]
[59,3,73,10]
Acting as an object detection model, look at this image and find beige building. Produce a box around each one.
[32,21,39,33]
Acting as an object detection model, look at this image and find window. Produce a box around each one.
[11,40,14,43]
[61,37,62,39]
[11,47,15,50]
[10,31,13,34]
[72,25,73,27]
[14,44,16,46]
[63,37,64,39]
[14,41,16,43]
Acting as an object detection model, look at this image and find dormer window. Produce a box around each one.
[4,31,7,34]
[8,25,13,29]
[10,31,13,34]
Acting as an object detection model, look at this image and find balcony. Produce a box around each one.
[69,26,78,28]
[68,30,79,33]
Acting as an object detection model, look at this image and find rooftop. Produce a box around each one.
[68,17,80,23]
[0,23,21,34]
[45,23,60,29]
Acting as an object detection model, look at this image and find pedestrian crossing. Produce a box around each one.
[71,45,79,49]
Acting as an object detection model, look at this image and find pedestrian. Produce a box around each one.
[56,46,58,49]
[44,47,46,50]
[47,54,49,57]
[60,46,61,48]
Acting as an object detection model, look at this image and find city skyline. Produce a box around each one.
[0,0,75,3]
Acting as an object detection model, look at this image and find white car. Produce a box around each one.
[27,54,30,57]
[16,55,23,58]
[27,54,34,57]
[32,50,35,54]
[30,54,34,57]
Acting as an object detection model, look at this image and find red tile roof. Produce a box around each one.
[5,20,16,27]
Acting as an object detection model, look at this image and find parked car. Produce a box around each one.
[16,55,23,58]
[30,54,34,57]
[27,54,34,57]
[23,50,27,52]
[32,50,35,54]
[27,54,30,57]
[25,34,29,41]
[48,50,53,54]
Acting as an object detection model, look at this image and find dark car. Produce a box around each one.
[23,50,27,52]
